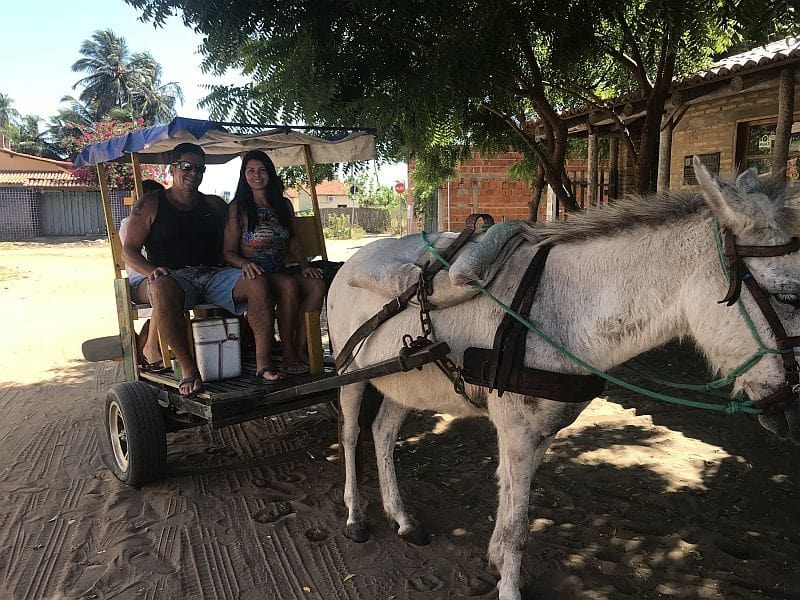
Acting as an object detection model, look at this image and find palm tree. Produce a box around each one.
[70,30,183,123]
[128,52,184,122]
[71,30,138,117]
[6,115,63,159]
[0,92,20,129]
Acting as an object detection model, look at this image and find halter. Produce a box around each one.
[714,221,800,410]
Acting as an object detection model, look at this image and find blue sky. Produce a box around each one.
[1,0,406,194]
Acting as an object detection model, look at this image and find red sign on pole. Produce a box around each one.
[394,182,406,194]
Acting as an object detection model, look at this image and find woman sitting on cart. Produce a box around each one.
[223,150,325,375]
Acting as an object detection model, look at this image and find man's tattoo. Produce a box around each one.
[131,196,149,216]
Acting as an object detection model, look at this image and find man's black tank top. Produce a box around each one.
[145,190,223,269]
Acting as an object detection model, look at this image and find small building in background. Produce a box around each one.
[0,148,126,240]
[285,179,351,212]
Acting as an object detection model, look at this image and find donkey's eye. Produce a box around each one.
[774,292,800,307]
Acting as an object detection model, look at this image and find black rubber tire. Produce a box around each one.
[104,382,167,486]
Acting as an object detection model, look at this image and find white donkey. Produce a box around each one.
[327,160,800,600]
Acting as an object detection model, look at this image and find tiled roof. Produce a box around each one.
[560,37,800,120]
[313,179,347,196]
[285,179,348,198]
[0,170,93,188]
[674,37,800,89]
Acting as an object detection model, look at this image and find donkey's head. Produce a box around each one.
[694,156,800,443]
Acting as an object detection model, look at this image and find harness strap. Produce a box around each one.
[463,347,605,403]
[720,230,800,305]
[488,244,552,395]
[335,214,494,372]
[741,274,800,387]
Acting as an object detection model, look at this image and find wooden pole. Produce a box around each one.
[130,152,144,202]
[587,130,598,206]
[302,144,328,260]
[657,115,673,192]
[97,163,124,278]
[608,137,620,200]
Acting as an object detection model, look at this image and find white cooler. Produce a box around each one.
[191,317,242,381]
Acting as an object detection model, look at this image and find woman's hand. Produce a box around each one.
[301,266,324,279]
[241,261,264,280]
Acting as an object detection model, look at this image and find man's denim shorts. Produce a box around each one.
[129,266,245,315]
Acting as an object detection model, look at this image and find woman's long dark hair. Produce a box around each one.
[233,150,294,234]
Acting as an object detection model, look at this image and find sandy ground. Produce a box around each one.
[0,237,798,600]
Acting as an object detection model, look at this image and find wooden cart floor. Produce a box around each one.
[139,353,340,428]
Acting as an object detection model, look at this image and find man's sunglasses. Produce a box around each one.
[171,161,206,174]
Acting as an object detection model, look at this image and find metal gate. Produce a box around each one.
[40,191,106,236]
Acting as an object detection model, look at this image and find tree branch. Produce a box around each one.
[541,78,638,162]
[611,6,652,91]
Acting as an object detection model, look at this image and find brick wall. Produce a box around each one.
[670,83,800,191]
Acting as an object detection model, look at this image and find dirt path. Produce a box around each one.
[0,239,798,600]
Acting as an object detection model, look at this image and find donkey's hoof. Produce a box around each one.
[344,522,369,543]
[400,525,430,546]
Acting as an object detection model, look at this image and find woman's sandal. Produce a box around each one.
[256,366,284,382]
[283,362,310,375]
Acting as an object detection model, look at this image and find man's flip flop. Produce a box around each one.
[179,374,203,397]
[256,366,284,382]
[141,359,168,374]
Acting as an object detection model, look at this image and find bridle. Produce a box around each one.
[717,223,800,410]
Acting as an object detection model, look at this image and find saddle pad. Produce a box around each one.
[348,221,531,309]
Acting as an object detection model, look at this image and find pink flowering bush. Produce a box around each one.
[65,118,167,189]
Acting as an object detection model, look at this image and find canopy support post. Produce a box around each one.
[302,144,328,260]
[97,163,124,278]
[130,152,144,202]
[97,163,138,380]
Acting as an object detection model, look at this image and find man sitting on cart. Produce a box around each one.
[122,142,281,397]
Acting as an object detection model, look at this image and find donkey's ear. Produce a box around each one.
[734,167,765,194]
[694,156,749,232]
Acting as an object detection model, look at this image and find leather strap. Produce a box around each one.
[335,214,494,372]
[742,274,800,386]
[487,244,552,395]
[462,347,605,403]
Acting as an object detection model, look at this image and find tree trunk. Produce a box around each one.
[528,164,545,221]
[772,68,795,176]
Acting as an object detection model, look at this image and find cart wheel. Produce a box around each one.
[104,382,166,486]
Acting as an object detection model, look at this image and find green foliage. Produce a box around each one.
[323,214,364,240]
[0,100,63,160]
[278,164,335,189]
[124,0,790,198]
[345,173,402,209]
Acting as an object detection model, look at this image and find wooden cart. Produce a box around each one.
[78,118,448,486]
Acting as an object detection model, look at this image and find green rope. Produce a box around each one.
[420,231,762,415]
[619,360,733,398]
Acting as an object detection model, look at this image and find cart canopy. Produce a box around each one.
[73,117,377,167]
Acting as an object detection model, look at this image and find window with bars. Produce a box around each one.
[736,119,800,180]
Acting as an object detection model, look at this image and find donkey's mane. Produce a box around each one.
[528,177,799,245]
[530,192,709,245]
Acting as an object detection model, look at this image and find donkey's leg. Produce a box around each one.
[340,381,369,542]
[371,399,429,545]
[487,400,555,600]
